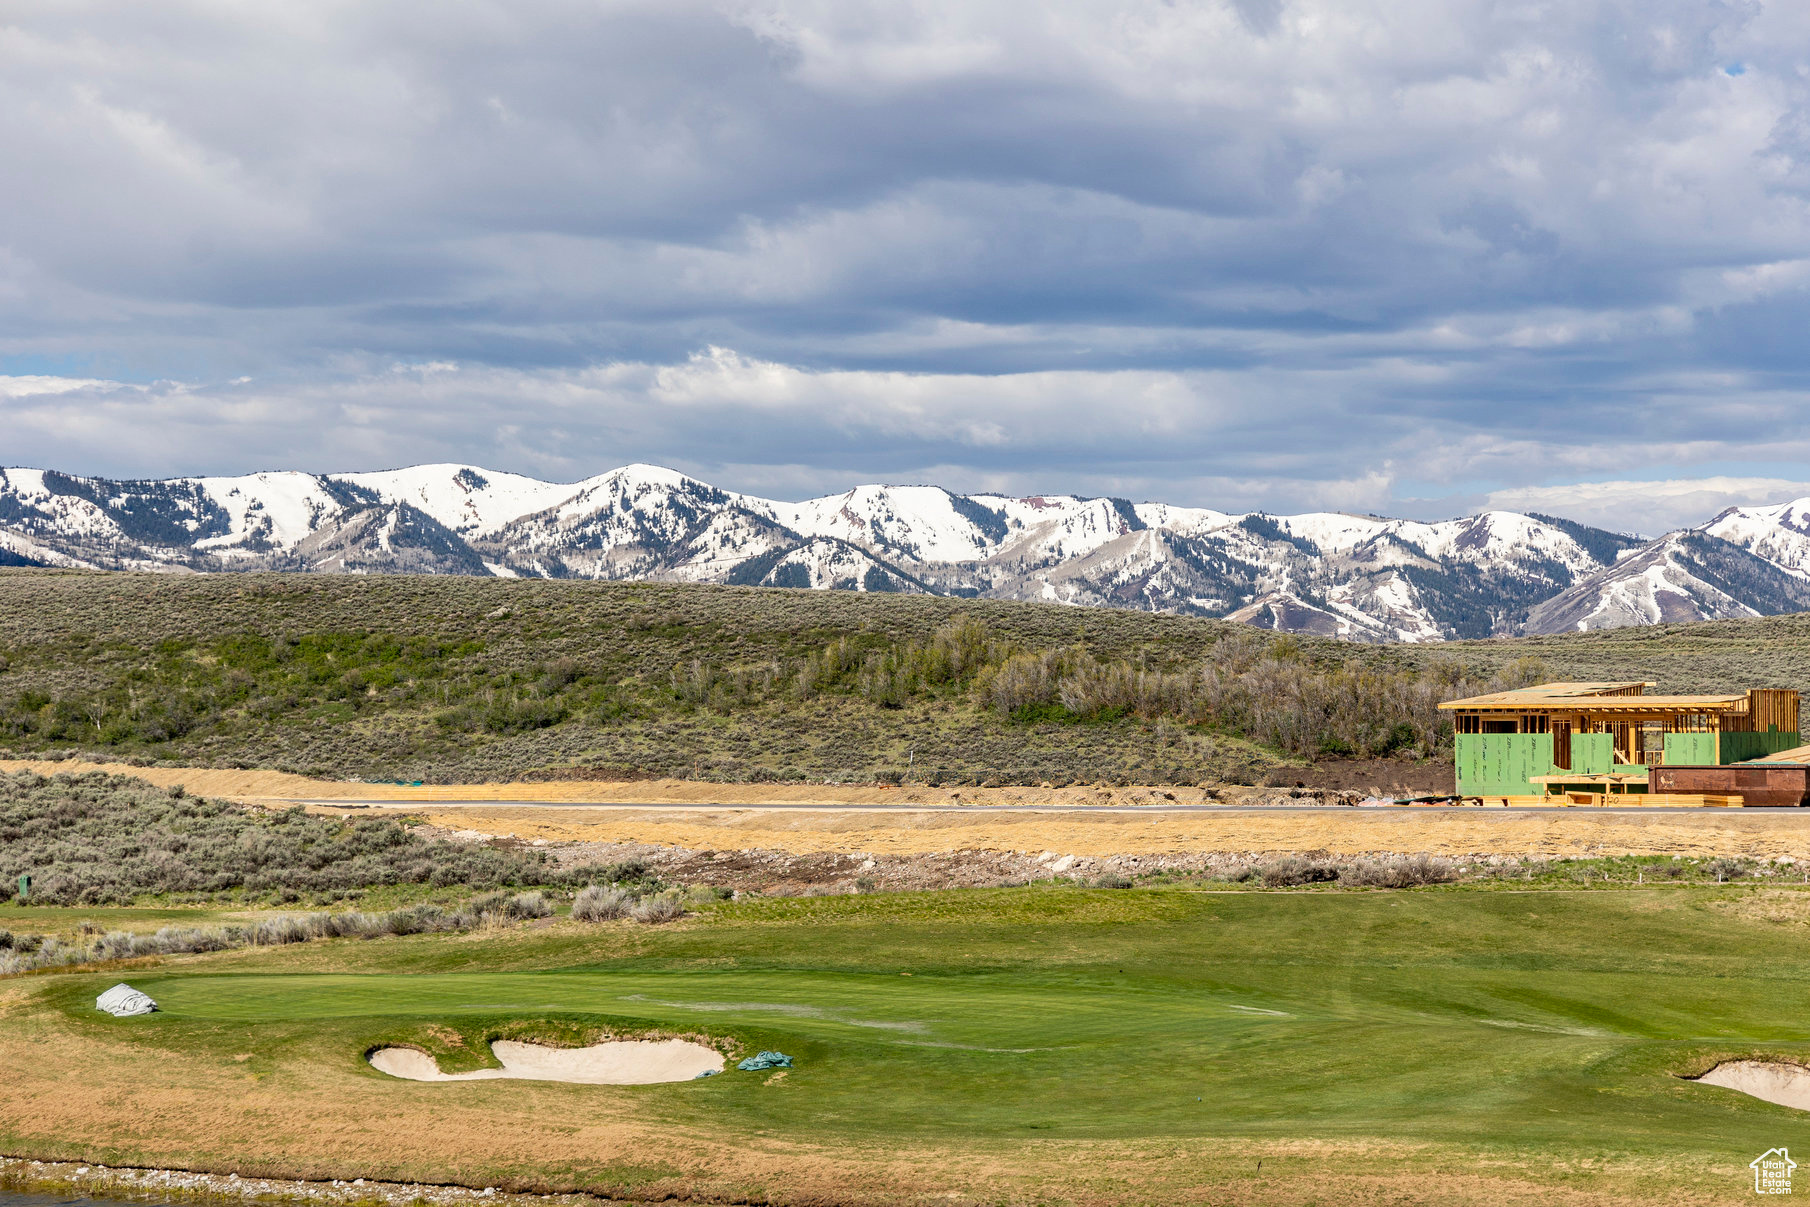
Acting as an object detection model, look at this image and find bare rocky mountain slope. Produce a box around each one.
[3,462,1808,641]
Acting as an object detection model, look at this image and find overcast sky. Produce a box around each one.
[4,0,1810,534]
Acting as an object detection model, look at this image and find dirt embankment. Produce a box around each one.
[541,838,1269,893]
[1266,757,1455,795]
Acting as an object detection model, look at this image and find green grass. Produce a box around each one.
[3,569,1809,787]
[14,882,1810,1198]
[0,902,255,939]
[0,570,1297,784]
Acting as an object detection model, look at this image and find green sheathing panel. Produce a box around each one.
[1572,733,1613,775]
[1456,733,1555,796]
[1663,733,1717,766]
[1721,730,1803,763]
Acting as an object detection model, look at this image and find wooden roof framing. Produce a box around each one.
[1435,682,1758,713]
[1502,695,1748,712]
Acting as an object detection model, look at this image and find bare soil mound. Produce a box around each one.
[370,1039,723,1085]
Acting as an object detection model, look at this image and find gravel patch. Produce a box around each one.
[0,1157,648,1207]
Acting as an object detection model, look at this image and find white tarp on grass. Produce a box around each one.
[96,983,157,1016]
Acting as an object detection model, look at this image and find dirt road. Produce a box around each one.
[0,758,1216,808]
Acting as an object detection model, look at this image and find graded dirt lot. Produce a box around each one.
[12,758,1810,860]
[380,802,1810,860]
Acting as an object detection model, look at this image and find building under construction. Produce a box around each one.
[1438,681,1807,805]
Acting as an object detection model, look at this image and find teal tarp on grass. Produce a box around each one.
[738,1051,793,1071]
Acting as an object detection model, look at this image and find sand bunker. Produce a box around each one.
[1693,1061,1810,1111]
[369,1038,723,1085]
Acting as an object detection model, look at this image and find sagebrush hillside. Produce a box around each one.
[1,570,1807,785]
[0,770,568,906]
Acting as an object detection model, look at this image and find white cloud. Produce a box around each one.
[1485,477,1810,537]
[0,0,1808,530]
[3,355,1790,537]
[0,374,129,399]
[0,352,1801,548]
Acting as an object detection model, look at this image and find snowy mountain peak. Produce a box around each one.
[342,463,595,538]
[601,462,710,490]
[1700,496,1810,579]
[4,462,1808,643]
[1524,529,1810,633]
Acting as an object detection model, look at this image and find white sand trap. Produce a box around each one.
[370,1039,723,1085]
[1694,1061,1810,1111]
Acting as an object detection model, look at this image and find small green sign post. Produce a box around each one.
[16,874,28,901]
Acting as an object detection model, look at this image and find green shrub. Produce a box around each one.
[630,891,687,924]
[1259,858,1341,887]
[572,885,634,921]
[1338,856,1456,888]
[1705,858,1750,882]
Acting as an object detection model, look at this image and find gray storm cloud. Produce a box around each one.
[2,0,1809,530]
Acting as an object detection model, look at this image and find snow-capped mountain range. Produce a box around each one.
[3,462,1808,643]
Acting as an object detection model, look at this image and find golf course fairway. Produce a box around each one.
[4,884,1809,1204]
